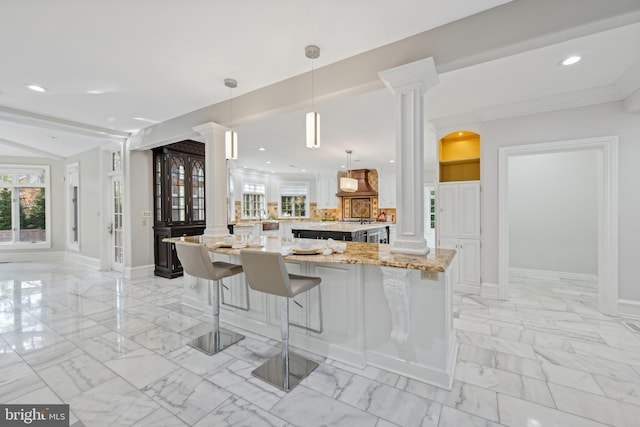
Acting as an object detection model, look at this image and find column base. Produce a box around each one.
[391,239,430,255]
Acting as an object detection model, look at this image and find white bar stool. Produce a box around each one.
[240,249,321,392]
[175,241,245,355]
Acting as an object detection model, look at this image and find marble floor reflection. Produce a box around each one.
[1,262,637,426]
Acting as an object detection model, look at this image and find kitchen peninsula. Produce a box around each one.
[169,235,458,389]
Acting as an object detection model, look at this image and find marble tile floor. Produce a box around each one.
[1,262,639,426]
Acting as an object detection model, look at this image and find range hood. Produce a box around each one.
[336,169,378,197]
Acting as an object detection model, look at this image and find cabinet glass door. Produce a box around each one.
[170,157,186,222]
[191,158,205,222]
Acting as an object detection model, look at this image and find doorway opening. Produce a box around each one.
[498,136,618,315]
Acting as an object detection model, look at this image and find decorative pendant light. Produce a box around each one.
[224,78,238,160]
[340,150,358,192]
[305,45,320,149]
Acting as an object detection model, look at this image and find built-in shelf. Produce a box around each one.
[439,131,480,182]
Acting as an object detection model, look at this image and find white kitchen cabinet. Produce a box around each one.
[317,174,338,209]
[438,181,480,288]
[378,171,396,208]
[438,181,480,238]
[439,237,480,287]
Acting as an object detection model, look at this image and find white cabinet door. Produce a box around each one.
[438,183,459,236]
[317,175,338,209]
[439,237,460,285]
[459,182,480,237]
[379,171,396,208]
[459,238,481,286]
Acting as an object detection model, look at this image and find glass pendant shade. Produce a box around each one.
[340,176,358,192]
[306,111,320,149]
[340,149,357,192]
[225,130,238,160]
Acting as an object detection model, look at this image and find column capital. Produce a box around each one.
[193,122,228,139]
[378,57,439,95]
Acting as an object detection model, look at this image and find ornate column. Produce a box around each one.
[193,122,229,237]
[379,58,438,255]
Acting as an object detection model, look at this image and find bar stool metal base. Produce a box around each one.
[188,328,245,356]
[251,351,318,392]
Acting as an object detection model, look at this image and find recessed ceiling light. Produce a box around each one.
[562,55,581,66]
[341,164,346,168]
[389,160,395,163]
[458,132,463,136]
[266,161,272,164]
[258,147,266,151]
[301,169,306,172]
[86,89,105,95]
[26,84,46,92]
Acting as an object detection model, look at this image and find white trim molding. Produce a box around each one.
[124,264,155,280]
[498,136,619,315]
[481,282,499,299]
[618,299,640,321]
[453,284,481,295]
[64,252,101,270]
[509,267,597,282]
[0,251,64,263]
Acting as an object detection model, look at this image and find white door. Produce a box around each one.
[438,183,459,236]
[459,182,481,237]
[424,185,436,248]
[110,175,124,272]
[459,238,481,286]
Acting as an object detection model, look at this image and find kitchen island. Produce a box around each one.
[168,236,458,389]
[292,222,390,243]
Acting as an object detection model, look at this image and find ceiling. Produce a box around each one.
[1,0,639,173]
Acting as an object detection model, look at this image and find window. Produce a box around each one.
[242,182,265,219]
[279,183,308,218]
[0,165,50,248]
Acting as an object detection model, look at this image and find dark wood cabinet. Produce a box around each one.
[152,140,206,278]
[291,226,389,243]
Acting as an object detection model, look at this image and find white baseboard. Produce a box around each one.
[481,282,499,299]
[64,252,101,270]
[509,267,596,282]
[124,264,155,280]
[618,299,640,320]
[453,283,481,295]
[0,251,64,263]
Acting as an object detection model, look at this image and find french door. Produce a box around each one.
[110,175,124,272]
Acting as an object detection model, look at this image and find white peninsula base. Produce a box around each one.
[180,251,457,390]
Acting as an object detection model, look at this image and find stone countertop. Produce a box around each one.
[292,222,390,232]
[166,236,455,273]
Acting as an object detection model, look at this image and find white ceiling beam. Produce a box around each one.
[0,137,65,160]
[0,106,130,142]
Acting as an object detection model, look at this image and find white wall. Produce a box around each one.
[508,150,598,275]
[481,100,640,300]
[66,148,101,260]
[127,149,154,268]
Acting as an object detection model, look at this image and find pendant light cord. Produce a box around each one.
[311,57,315,110]
[229,87,233,128]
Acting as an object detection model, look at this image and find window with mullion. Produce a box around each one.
[242,182,265,219]
[279,182,308,218]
